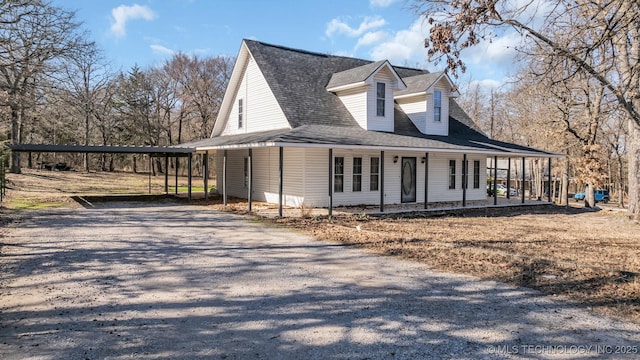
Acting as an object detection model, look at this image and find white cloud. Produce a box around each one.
[325,16,387,38]
[150,44,174,56]
[462,31,523,68]
[370,0,400,7]
[110,4,156,38]
[369,19,429,64]
[355,31,388,50]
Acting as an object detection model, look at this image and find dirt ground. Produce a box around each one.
[2,187,640,358]
[2,169,640,326]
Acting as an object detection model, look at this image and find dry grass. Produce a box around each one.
[2,169,639,323]
[267,208,640,323]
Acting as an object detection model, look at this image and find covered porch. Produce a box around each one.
[188,144,561,217]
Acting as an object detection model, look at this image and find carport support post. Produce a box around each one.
[187,153,192,201]
[506,157,511,199]
[328,148,333,216]
[278,146,283,217]
[175,158,179,195]
[148,154,151,194]
[547,157,552,203]
[248,148,253,212]
[380,150,385,213]
[462,154,467,207]
[203,151,209,200]
[521,156,526,204]
[164,155,169,194]
[424,152,428,209]
[493,156,498,205]
[223,150,228,206]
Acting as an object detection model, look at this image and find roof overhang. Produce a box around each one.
[191,141,563,158]
[395,72,460,99]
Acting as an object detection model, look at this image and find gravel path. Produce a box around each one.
[1,204,639,359]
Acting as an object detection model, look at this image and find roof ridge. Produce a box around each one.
[242,38,430,72]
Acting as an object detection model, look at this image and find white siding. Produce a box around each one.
[302,148,330,207]
[333,67,397,132]
[427,153,487,202]
[367,69,395,132]
[215,147,488,208]
[396,95,427,134]
[215,149,247,199]
[221,57,290,136]
[336,86,368,130]
[425,78,451,136]
[214,147,304,207]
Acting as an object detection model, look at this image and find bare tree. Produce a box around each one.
[0,0,89,173]
[166,53,233,140]
[417,0,640,218]
[58,44,112,171]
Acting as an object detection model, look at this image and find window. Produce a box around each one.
[243,157,249,188]
[449,159,456,189]
[370,157,379,191]
[334,157,344,193]
[434,91,441,122]
[352,157,362,192]
[473,160,480,189]
[238,99,244,128]
[376,82,385,117]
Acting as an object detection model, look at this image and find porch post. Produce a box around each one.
[175,158,179,195]
[547,157,552,203]
[248,148,253,212]
[521,156,526,204]
[278,146,283,217]
[380,150,385,213]
[506,157,511,199]
[328,148,333,216]
[164,155,168,194]
[187,153,192,201]
[203,151,209,200]
[223,150,228,206]
[424,152,428,209]
[462,154,467,207]
[493,156,498,205]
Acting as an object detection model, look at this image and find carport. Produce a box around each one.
[5,144,209,201]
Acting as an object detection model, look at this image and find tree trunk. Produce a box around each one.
[585,183,596,208]
[618,153,625,208]
[10,106,21,173]
[560,172,568,206]
[628,119,640,219]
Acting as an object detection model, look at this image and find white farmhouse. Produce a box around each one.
[181,40,557,214]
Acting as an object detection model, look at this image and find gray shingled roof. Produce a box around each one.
[326,60,388,90]
[180,110,555,156]
[195,40,554,157]
[394,72,444,97]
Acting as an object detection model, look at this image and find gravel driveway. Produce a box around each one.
[1,204,639,359]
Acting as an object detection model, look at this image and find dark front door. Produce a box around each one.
[401,157,416,203]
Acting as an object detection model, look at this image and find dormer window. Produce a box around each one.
[326,60,405,132]
[376,82,385,117]
[434,91,441,122]
[238,99,244,128]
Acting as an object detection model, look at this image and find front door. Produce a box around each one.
[401,157,416,203]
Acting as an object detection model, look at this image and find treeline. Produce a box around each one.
[457,63,628,208]
[0,0,233,174]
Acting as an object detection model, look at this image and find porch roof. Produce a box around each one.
[177,118,561,158]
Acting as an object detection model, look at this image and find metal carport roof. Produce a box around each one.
[6,144,195,155]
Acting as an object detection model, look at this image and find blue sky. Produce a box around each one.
[52,0,523,89]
